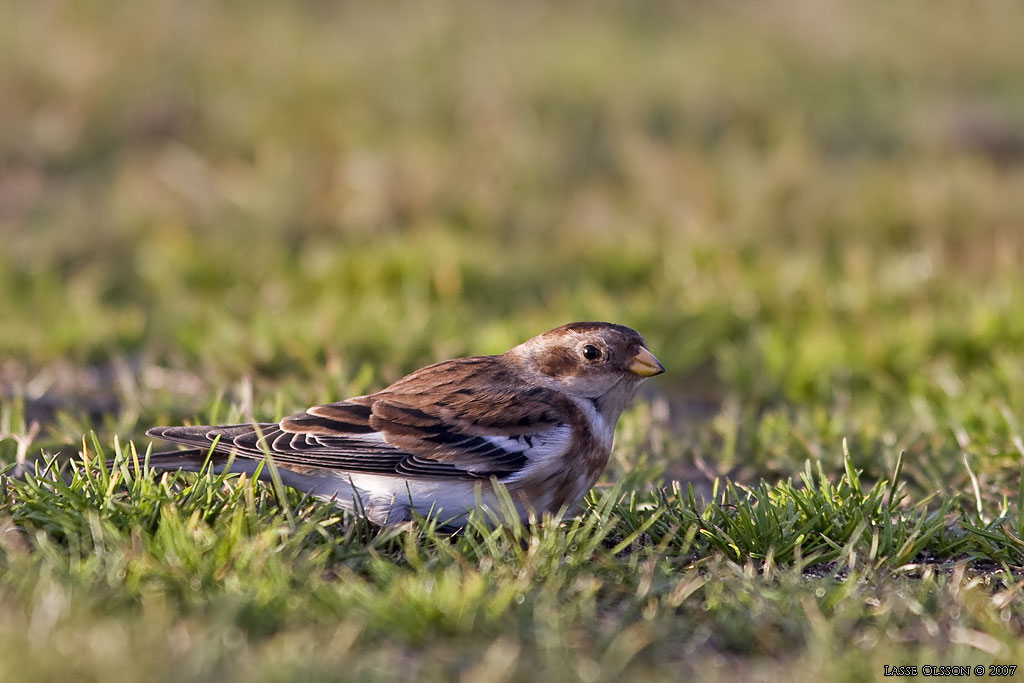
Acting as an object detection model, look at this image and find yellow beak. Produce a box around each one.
[628,347,665,377]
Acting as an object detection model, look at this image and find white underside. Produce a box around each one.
[201,459,527,526]
[299,470,494,525]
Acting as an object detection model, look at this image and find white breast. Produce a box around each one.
[569,396,614,451]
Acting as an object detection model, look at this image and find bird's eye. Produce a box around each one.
[581,344,602,361]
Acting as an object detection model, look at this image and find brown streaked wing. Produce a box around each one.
[150,356,572,480]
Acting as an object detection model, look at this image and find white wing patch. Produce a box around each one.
[492,425,573,483]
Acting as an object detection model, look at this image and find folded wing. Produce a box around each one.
[147,356,574,481]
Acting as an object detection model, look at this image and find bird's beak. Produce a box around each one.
[628,347,665,377]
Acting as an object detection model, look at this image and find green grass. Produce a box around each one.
[3,0,1024,680]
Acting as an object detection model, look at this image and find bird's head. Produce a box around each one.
[506,322,664,404]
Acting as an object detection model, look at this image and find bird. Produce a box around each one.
[145,322,664,526]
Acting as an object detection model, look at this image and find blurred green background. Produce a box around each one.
[1,0,1023,469]
[3,2,1024,681]
[3,0,1023,477]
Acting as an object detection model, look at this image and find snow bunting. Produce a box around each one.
[146,322,664,525]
